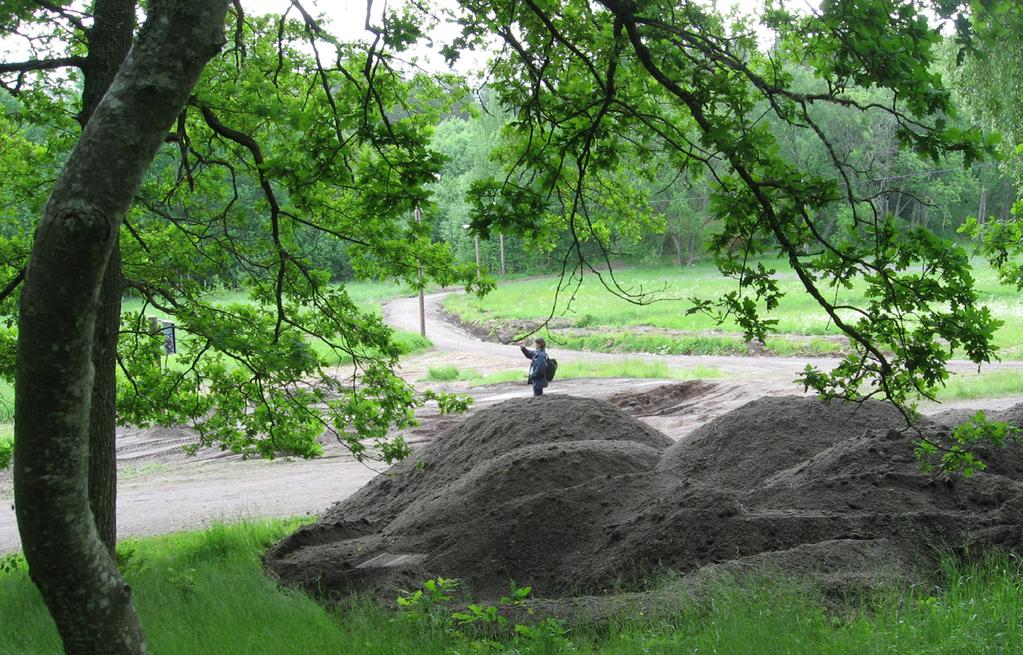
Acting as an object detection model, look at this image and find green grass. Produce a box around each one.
[550,330,844,357]
[424,365,462,381]
[118,463,170,481]
[936,370,1023,401]
[0,378,12,424]
[423,359,724,385]
[555,359,724,380]
[0,379,11,465]
[446,259,1023,359]
[3,521,1023,654]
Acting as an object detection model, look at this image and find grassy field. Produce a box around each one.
[936,370,1023,401]
[424,359,724,384]
[446,259,1023,359]
[121,281,432,375]
[2,520,1022,654]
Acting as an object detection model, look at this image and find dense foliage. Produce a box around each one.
[1,2,485,464]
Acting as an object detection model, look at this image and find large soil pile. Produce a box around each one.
[264,394,1023,600]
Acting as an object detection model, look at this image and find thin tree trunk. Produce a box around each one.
[14,2,229,652]
[81,0,136,557]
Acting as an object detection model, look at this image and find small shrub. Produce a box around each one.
[0,436,11,470]
[0,379,12,423]
[394,332,432,355]
[0,553,23,574]
[425,365,461,381]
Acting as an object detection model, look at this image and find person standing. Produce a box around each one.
[520,337,550,397]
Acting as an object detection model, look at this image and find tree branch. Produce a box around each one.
[0,56,86,74]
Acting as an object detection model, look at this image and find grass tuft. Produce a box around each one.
[425,365,461,381]
[0,379,12,423]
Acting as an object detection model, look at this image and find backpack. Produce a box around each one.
[544,357,558,382]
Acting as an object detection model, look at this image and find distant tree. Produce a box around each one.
[951,2,1023,290]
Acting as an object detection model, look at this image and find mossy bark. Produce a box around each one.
[14,1,229,652]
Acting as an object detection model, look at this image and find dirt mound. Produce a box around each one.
[659,395,913,489]
[609,380,719,416]
[264,395,1023,602]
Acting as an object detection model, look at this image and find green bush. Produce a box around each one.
[425,365,461,381]
[0,380,12,423]
[0,436,11,470]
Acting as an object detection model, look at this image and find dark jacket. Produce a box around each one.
[521,345,549,388]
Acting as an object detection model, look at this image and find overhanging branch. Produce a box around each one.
[0,56,86,74]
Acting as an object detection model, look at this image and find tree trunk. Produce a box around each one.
[14,2,229,652]
[89,243,122,554]
[81,0,137,557]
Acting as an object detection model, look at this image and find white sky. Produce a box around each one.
[242,0,786,76]
[1,0,809,81]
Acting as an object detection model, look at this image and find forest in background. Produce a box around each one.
[3,40,1018,284]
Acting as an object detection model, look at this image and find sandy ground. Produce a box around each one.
[2,292,1021,554]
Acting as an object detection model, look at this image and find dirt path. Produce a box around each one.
[3,292,1021,554]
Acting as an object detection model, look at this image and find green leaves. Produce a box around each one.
[916,411,1021,476]
[0,436,11,470]
[101,9,486,462]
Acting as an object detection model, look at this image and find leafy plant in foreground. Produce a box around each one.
[397,578,576,652]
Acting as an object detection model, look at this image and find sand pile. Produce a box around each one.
[264,395,1023,600]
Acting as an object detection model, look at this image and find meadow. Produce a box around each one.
[446,259,1023,359]
[2,520,1021,654]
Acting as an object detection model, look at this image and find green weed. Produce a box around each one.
[0,379,12,423]
[425,365,461,381]
[0,436,11,470]
[118,463,169,481]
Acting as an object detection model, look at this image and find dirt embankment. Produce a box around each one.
[264,394,1023,603]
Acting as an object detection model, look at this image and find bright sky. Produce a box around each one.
[242,0,787,75]
[1,0,807,80]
